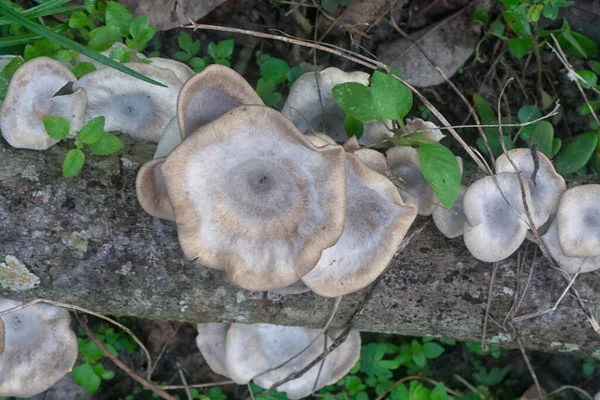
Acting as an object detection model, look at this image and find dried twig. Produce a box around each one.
[177,362,193,400]
[151,324,182,376]
[509,323,544,399]
[452,374,484,400]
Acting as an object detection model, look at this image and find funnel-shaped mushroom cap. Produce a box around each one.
[0,57,87,150]
[386,146,437,216]
[282,68,393,145]
[302,154,418,297]
[432,185,467,239]
[327,330,361,385]
[149,57,194,82]
[305,133,337,147]
[271,280,311,295]
[154,117,181,159]
[196,323,231,377]
[463,172,542,262]
[542,220,600,274]
[161,105,346,291]
[555,184,600,257]
[405,118,445,142]
[353,148,387,176]
[496,149,565,225]
[0,299,77,398]
[136,157,175,220]
[177,64,264,139]
[73,63,182,142]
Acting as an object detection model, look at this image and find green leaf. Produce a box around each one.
[63,149,85,177]
[390,383,409,400]
[558,28,598,59]
[109,46,131,63]
[174,51,191,62]
[287,65,307,86]
[344,115,364,139]
[583,362,595,376]
[580,101,598,116]
[517,104,542,123]
[43,115,70,140]
[412,351,427,368]
[256,77,276,97]
[69,11,91,29]
[79,116,105,144]
[473,93,512,157]
[508,36,532,59]
[555,132,598,175]
[189,57,206,71]
[88,25,121,51]
[430,382,449,400]
[490,21,505,38]
[332,83,378,121]
[214,58,231,67]
[71,62,97,79]
[356,392,369,400]
[260,58,289,84]
[215,39,234,59]
[551,138,562,158]
[418,143,461,209]
[322,0,340,12]
[54,49,72,62]
[543,4,559,20]
[527,4,543,22]
[105,1,133,36]
[473,9,489,24]
[24,44,40,61]
[88,133,123,155]
[178,32,194,54]
[503,8,531,38]
[207,41,217,59]
[529,121,554,157]
[100,369,115,380]
[576,70,598,89]
[589,60,600,76]
[371,70,412,121]
[72,363,101,393]
[1,56,24,79]
[423,342,445,359]
[130,16,155,43]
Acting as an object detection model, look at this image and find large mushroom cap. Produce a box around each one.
[555,184,600,258]
[135,157,174,220]
[432,185,467,239]
[463,172,542,262]
[0,57,87,150]
[386,146,437,216]
[195,323,231,377]
[542,220,600,274]
[0,299,78,398]
[73,62,182,142]
[302,154,417,297]
[161,105,346,291]
[177,64,264,139]
[149,57,195,82]
[282,67,392,146]
[496,148,565,226]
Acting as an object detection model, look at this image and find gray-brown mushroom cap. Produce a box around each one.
[542,220,600,274]
[149,57,195,82]
[496,148,565,226]
[386,146,437,216]
[0,57,87,150]
[555,184,600,258]
[302,154,418,297]
[73,62,182,143]
[161,105,347,291]
[196,323,231,377]
[405,118,445,142]
[177,64,264,139]
[432,185,467,239]
[0,299,78,398]
[136,157,175,220]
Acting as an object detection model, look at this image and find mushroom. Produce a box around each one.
[463,172,544,262]
[353,148,387,176]
[195,323,231,377]
[161,105,346,291]
[541,220,600,274]
[386,146,437,216]
[153,117,180,159]
[148,57,195,82]
[0,298,78,398]
[177,64,264,139]
[432,185,467,238]
[135,157,174,220]
[301,153,418,297]
[282,67,393,146]
[555,184,600,258]
[73,62,182,142]
[496,148,565,226]
[270,280,311,295]
[0,57,87,150]
[343,136,360,152]
[405,118,445,142]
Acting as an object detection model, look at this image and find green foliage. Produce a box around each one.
[371,71,412,122]
[473,93,513,158]
[554,131,599,175]
[254,52,306,108]
[418,144,461,208]
[321,0,351,12]
[175,32,234,73]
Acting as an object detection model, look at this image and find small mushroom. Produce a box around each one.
[161,105,346,291]
[555,184,600,258]
[73,62,182,142]
[195,323,231,377]
[386,146,437,216]
[0,299,78,398]
[542,220,600,274]
[177,64,263,139]
[148,57,195,82]
[282,67,393,146]
[463,172,544,262]
[405,118,445,142]
[302,154,418,297]
[0,57,87,150]
[135,157,174,220]
[496,148,565,226]
[432,185,467,238]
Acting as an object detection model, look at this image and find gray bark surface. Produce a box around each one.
[1,138,599,357]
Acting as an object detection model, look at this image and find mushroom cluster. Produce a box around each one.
[196,322,361,399]
[0,299,78,398]
[136,65,418,294]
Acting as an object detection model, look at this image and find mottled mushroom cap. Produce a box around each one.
[496,148,565,226]
[432,185,467,239]
[282,67,392,145]
[149,57,195,82]
[0,299,78,398]
[405,118,445,142]
[386,146,437,216]
[177,64,263,139]
[302,154,417,297]
[463,172,543,262]
[555,184,600,258]
[73,63,182,142]
[195,323,230,377]
[135,157,174,220]
[0,57,87,150]
[161,105,346,291]
[542,220,600,274]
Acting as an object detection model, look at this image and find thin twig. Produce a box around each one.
[509,323,544,399]
[151,324,181,376]
[541,385,593,400]
[177,362,193,400]
[78,316,176,400]
[453,374,484,400]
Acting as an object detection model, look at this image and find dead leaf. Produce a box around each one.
[408,0,471,29]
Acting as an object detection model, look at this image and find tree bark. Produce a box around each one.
[1,138,598,357]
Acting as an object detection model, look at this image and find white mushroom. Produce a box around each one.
[0,57,87,150]
[432,185,467,239]
[195,323,231,377]
[73,62,182,142]
[135,157,174,220]
[148,57,195,82]
[0,299,78,398]
[542,220,600,274]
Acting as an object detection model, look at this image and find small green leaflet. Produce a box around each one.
[79,116,105,144]
[332,83,377,121]
[88,133,123,155]
[418,143,461,209]
[508,36,532,59]
[43,115,70,140]
[260,58,289,84]
[554,132,598,175]
[344,115,364,139]
[529,121,554,158]
[63,148,85,177]
[72,363,101,393]
[371,71,412,122]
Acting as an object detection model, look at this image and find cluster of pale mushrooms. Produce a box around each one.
[1,50,600,399]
